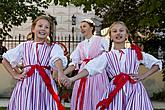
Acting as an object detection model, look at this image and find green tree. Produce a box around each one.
[59,0,165,80]
[56,0,164,36]
[0,0,49,38]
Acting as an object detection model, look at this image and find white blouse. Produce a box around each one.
[3,42,68,69]
[69,35,109,66]
[84,48,162,76]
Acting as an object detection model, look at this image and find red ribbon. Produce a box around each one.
[131,43,143,61]
[83,58,91,63]
[96,73,136,110]
[75,58,91,110]
[26,64,65,110]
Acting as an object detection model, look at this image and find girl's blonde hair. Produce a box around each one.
[105,21,129,38]
[105,21,130,51]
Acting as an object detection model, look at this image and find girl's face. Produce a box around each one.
[80,22,93,38]
[110,24,128,43]
[32,19,50,40]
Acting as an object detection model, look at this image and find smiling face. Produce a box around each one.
[110,22,128,44]
[32,19,50,42]
[80,21,94,39]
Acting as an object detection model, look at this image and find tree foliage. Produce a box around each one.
[62,0,165,80]
[1,0,165,37]
[0,0,49,38]
[59,0,165,35]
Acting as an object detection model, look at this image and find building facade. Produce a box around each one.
[9,3,102,40]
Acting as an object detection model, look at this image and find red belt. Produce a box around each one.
[75,58,91,110]
[96,73,136,110]
[25,64,65,110]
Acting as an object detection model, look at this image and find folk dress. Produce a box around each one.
[84,48,162,110]
[70,36,110,110]
[3,41,67,110]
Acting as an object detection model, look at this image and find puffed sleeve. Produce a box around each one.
[140,52,162,70]
[49,44,68,69]
[2,43,24,68]
[69,43,81,67]
[83,52,108,76]
[101,37,109,51]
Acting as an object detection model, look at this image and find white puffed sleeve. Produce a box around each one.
[2,43,24,68]
[101,37,109,51]
[140,52,162,70]
[83,52,108,76]
[49,44,68,69]
[69,44,81,67]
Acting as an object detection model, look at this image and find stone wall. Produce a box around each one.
[139,65,165,96]
[0,64,16,97]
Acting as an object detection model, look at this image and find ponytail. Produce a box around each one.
[128,34,133,44]
[31,32,35,40]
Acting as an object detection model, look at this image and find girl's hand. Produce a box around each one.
[12,71,27,80]
[130,74,146,82]
[131,65,159,82]
[58,75,72,89]
[58,73,69,87]
[64,77,72,89]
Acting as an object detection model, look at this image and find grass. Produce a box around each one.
[0,107,5,110]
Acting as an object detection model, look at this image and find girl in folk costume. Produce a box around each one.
[64,19,109,110]
[2,15,68,110]
[64,21,162,110]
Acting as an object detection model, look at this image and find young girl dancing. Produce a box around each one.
[64,19,109,110]
[2,15,68,110]
[64,21,162,110]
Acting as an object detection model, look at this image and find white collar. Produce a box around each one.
[85,35,95,42]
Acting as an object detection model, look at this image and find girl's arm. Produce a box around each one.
[64,53,108,88]
[2,58,25,80]
[132,65,159,81]
[70,52,108,82]
[54,58,68,86]
[65,43,80,75]
[131,52,162,81]
[140,65,159,80]
[64,65,76,75]
[64,69,89,88]
[70,69,89,82]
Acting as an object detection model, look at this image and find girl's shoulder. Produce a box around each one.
[78,40,85,46]
[50,42,66,50]
[93,35,103,40]
[23,40,33,45]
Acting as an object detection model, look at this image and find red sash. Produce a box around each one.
[25,64,65,110]
[75,58,91,110]
[96,73,136,110]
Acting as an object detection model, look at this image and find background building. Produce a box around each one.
[9,4,102,39]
